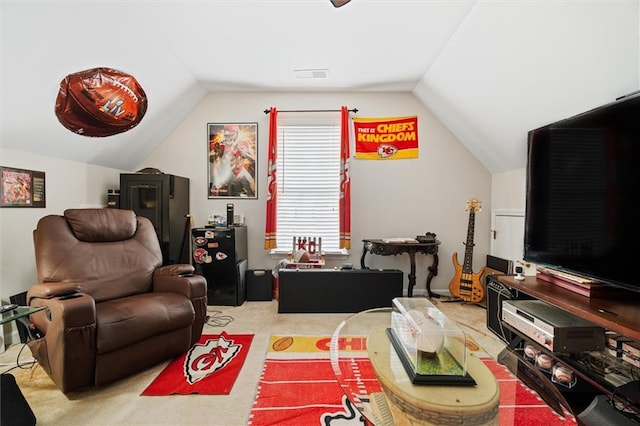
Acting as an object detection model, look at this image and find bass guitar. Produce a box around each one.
[449,198,485,303]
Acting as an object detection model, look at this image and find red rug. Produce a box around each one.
[141,332,253,396]
[248,335,577,426]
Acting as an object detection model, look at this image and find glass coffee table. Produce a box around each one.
[330,307,500,425]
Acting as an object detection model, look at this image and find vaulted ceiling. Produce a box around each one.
[2,1,638,174]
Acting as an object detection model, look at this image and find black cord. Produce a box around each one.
[610,385,633,415]
[205,310,234,327]
[0,342,37,375]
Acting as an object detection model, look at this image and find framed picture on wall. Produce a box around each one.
[207,122,257,199]
[0,166,46,207]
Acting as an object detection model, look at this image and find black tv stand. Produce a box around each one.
[494,275,640,421]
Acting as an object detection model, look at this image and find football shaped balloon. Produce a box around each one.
[55,67,147,137]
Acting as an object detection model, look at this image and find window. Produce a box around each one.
[275,124,341,253]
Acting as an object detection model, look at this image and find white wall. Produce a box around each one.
[490,169,529,272]
[492,169,525,212]
[141,91,492,296]
[0,149,124,300]
[0,91,493,305]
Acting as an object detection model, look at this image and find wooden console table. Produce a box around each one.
[496,275,640,418]
[361,238,440,297]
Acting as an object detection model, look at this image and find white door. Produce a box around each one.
[491,210,534,275]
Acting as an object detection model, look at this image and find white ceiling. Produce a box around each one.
[2,1,639,173]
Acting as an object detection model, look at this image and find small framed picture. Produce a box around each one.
[0,166,46,208]
[207,122,257,199]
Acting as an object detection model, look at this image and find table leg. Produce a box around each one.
[360,245,369,269]
[407,251,417,297]
[426,253,439,298]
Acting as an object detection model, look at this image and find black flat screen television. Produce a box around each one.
[524,92,640,294]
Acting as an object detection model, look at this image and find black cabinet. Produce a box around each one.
[119,173,190,265]
[192,226,248,306]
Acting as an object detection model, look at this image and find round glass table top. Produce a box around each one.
[330,308,393,425]
[330,307,500,425]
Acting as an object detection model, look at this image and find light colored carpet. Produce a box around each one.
[0,299,505,425]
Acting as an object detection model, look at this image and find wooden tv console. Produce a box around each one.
[498,275,640,341]
[496,275,640,420]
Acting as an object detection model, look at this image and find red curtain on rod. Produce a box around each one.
[264,107,278,249]
[339,106,351,249]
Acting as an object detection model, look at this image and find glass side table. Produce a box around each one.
[1,306,45,326]
[330,307,500,426]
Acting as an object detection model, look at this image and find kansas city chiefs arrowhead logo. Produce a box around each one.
[183,334,242,384]
[377,144,398,158]
[216,252,228,260]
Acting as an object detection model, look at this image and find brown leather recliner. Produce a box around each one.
[27,208,207,393]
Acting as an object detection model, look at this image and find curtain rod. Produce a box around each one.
[263,108,358,114]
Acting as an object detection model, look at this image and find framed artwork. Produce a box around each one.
[207,122,257,198]
[1,166,46,207]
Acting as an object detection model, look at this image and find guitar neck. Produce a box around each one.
[463,211,475,273]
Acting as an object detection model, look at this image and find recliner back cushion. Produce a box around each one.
[65,208,137,242]
[34,209,163,302]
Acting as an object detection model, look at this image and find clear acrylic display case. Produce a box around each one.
[389,297,474,384]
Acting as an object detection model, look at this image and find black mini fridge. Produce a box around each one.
[192,226,248,306]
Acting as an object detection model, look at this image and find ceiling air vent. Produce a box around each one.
[294,69,329,79]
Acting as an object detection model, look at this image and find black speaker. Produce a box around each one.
[226,203,234,227]
[1,374,36,426]
[477,255,512,308]
[486,275,533,343]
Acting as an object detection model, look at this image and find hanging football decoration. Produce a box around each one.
[55,67,148,137]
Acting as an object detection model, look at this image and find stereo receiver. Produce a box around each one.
[502,300,605,353]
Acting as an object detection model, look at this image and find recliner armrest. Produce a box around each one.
[153,265,207,347]
[27,292,97,393]
[27,282,80,301]
[154,264,195,277]
[153,271,206,299]
[29,292,96,329]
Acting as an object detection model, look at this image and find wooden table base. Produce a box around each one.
[367,327,500,425]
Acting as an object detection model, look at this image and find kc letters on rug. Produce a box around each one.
[249,335,377,425]
[249,335,577,426]
[141,332,253,396]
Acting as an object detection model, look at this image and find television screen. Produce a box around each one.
[524,93,640,293]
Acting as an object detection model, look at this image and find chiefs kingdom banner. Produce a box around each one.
[353,115,418,159]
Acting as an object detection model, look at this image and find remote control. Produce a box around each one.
[0,304,18,314]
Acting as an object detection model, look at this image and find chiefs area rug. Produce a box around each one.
[141,332,253,396]
[249,335,378,426]
[248,335,577,426]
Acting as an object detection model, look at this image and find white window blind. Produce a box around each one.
[276,125,341,252]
